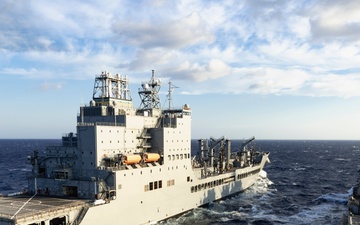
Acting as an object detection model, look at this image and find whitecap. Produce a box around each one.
[335,158,351,161]
[317,191,350,204]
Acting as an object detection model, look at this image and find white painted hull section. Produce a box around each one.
[80,157,268,225]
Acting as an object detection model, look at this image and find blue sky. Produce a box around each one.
[1,0,360,139]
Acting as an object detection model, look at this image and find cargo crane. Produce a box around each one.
[197,136,231,177]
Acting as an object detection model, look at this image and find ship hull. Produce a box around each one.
[80,154,269,225]
[0,154,268,225]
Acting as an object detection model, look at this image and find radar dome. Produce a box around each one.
[143,83,149,90]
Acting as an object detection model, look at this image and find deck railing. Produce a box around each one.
[77,122,125,127]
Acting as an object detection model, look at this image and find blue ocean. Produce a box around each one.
[1,139,359,225]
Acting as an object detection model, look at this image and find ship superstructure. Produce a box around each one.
[0,70,270,225]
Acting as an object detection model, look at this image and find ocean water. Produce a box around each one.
[1,139,359,225]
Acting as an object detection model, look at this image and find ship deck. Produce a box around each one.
[350,214,360,225]
[0,194,89,223]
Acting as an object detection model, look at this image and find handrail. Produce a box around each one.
[77,122,125,127]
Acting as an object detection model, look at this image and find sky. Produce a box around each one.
[1,0,360,140]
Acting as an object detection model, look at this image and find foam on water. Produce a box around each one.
[161,176,276,225]
[286,199,346,225]
[316,191,350,205]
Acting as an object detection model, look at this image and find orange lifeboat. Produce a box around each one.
[144,153,160,163]
[124,155,141,165]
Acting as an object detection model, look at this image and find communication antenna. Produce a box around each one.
[167,81,179,110]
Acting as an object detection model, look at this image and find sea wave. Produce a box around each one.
[2,139,360,225]
[315,191,350,205]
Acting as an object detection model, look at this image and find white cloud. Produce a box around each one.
[308,0,360,41]
[307,74,360,98]
[128,49,178,70]
[37,37,53,49]
[244,68,311,95]
[164,59,231,82]
[112,12,215,49]
[288,16,311,39]
[39,81,64,91]
[174,67,360,98]
[1,0,360,99]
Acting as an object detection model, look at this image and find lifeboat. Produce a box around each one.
[124,155,141,165]
[144,153,160,163]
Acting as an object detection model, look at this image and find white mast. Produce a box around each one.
[167,81,178,110]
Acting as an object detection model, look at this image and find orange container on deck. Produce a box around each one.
[144,153,160,163]
[124,155,141,165]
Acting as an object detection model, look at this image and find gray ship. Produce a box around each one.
[0,70,270,225]
[345,179,360,225]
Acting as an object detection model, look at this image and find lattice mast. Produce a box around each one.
[92,71,132,105]
[138,70,161,110]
